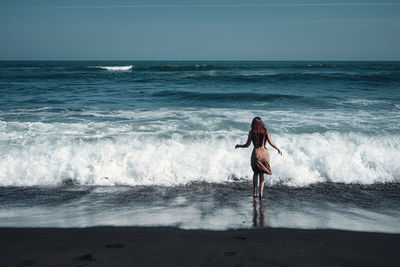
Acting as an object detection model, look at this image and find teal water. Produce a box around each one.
[0,61,399,231]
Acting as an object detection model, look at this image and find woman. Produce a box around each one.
[235,117,282,198]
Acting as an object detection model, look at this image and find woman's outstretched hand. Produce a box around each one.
[235,144,240,149]
[278,149,283,156]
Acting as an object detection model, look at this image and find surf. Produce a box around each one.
[0,122,398,187]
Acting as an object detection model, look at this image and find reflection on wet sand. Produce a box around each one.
[253,198,266,227]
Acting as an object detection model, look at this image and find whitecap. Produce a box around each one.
[94,65,133,71]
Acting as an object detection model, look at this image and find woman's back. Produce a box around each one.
[251,130,267,148]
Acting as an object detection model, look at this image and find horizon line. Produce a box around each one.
[2,2,400,10]
[1,59,400,62]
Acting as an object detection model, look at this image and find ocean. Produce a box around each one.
[0,61,399,232]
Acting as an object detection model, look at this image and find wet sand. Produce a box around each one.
[0,227,399,267]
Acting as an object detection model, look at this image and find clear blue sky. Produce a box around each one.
[1,0,399,60]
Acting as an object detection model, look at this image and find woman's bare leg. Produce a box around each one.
[253,172,258,197]
[259,173,265,198]
[265,152,272,175]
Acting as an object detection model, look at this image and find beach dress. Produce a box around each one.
[250,132,271,174]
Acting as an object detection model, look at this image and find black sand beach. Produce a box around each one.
[1,227,399,267]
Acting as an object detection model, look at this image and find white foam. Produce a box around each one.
[340,99,390,106]
[95,65,133,71]
[271,132,400,186]
[0,120,399,187]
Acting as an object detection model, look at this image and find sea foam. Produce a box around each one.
[96,65,133,71]
[0,121,398,187]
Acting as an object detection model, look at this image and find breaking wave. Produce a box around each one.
[0,121,398,187]
[94,65,133,71]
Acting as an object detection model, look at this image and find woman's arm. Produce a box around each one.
[235,131,252,149]
[266,131,283,155]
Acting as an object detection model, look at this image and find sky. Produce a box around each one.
[0,0,399,60]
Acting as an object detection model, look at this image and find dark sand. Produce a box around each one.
[1,227,399,267]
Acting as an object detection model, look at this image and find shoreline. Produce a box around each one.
[1,227,399,266]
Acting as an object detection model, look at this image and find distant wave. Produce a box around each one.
[138,64,228,71]
[152,90,321,103]
[5,63,399,84]
[176,71,400,83]
[94,65,133,71]
[8,70,399,84]
[84,64,222,72]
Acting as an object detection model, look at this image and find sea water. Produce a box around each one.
[0,61,399,232]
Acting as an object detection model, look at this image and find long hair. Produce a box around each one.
[251,117,267,146]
